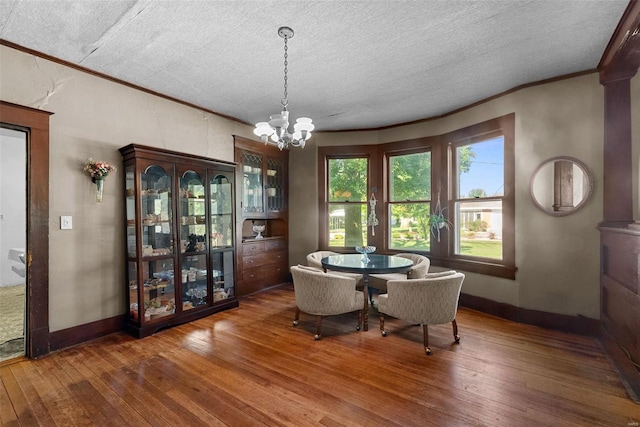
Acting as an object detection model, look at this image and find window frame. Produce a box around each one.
[439,114,515,278]
[318,145,377,251]
[317,114,515,279]
[386,146,433,252]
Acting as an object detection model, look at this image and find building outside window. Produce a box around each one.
[452,135,504,260]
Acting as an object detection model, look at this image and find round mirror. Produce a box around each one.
[530,156,594,216]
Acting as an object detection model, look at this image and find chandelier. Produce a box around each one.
[254,26,314,150]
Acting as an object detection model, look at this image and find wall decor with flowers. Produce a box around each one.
[84,158,117,202]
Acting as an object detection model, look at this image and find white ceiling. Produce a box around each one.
[0,0,630,131]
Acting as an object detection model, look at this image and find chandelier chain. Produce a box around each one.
[282,35,289,109]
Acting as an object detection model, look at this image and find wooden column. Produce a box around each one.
[600,75,634,225]
[597,0,640,403]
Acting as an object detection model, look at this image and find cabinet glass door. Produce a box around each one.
[210,173,233,248]
[179,170,208,311]
[140,165,175,322]
[211,170,235,303]
[211,250,234,302]
[242,151,263,213]
[266,156,286,213]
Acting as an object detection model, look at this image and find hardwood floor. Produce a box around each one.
[1,284,638,426]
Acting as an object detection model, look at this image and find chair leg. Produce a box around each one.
[293,307,300,326]
[423,324,431,355]
[314,316,323,340]
[356,310,362,331]
[380,314,387,337]
[452,319,460,343]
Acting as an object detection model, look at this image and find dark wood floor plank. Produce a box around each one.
[23,356,85,426]
[0,369,20,426]
[0,367,39,426]
[79,345,205,426]
[1,284,638,426]
[5,362,58,425]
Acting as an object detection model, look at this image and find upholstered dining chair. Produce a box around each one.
[368,253,431,303]
[306,250,338,269]
[306,250,364,289]
[378,271,465,355]
[290,265,365,340]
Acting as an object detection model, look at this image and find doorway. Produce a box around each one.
[0,101,51,360]
[0,127,26,362]
[0,127,27,361]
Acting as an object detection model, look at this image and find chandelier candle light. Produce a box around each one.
[254,26,314,151]
[84,158,117,202]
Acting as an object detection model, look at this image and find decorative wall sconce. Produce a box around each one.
[84,158,117,202]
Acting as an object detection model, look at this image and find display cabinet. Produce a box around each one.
[120,144,238,338]
[234,136,289,296]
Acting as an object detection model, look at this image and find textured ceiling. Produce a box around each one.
[0,0,630,131]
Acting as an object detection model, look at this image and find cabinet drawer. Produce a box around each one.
[265,238,286,252]
[243,262,289,285]
[243,241,265,256]
[242,250,287,269]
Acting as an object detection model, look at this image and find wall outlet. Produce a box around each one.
[60,216,72,230]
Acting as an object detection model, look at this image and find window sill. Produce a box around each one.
[429,256,516,279]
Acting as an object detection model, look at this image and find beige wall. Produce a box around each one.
[290,73,606,319]
[0,43,623,328]
[0,45,256,331]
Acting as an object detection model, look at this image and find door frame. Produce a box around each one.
[0,101,51,358]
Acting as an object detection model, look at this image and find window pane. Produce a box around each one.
[389,203,430,251]
[390,152,431,201]
[457,137,504,198]
[328,158,367,202]
[328,203,367,247]
[455,200,502,259]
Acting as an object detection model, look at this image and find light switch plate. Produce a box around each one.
[60,215,72,230]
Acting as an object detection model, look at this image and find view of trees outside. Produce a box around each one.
[389,152,431,250]
[328,158,368,247]
[455,137,504,259]
[326,137,504,260]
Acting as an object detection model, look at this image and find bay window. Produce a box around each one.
[318,113,515,279]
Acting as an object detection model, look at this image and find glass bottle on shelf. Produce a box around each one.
[178,170,208,312]
[140,165,175,322]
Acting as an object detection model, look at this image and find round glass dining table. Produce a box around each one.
[321,254,414,331]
